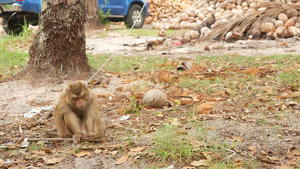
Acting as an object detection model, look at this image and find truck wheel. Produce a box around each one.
[124,4,145,29]
[2,17,25,35]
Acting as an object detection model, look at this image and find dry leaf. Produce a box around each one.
[115,153,129,165]
[232,135,244,142]
[262,87,275,95]
[201,151,212,161]
[129,146,145,153]
[247,145,257,154]
[182,166,196,169]
[241,67,260,75]
[44,157,62,165]
[74,151,90,158]
[197,102,215,114]
[111,150,118,157]
[290,147,300,156]
[190,160,209,166]
[275,92,300,99]
[176,130,188,135]
[0,159,4,167]
[158,70,172,83]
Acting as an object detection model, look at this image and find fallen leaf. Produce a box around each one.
[247,145,257,154]
[266,156,280,162]
[190,160,209,166]
[201,151,212,161]
[197,102,215,114]
[95,149,101,154]
[111,150,118,157]
[182,166,196,169]
[241,67,260,75]
[74,151,90,158]
[0,159,3,166]
[275,92,300,99]
[115,153,129,165]
[44,157,62,165]
[262,87,275,95]
[176,130,188,135]
[129,146,145,153]
[290,147,300,156]
[287,158,298,165]
[232,135,244,142]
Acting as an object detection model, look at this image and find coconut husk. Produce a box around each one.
[201,2,300,41]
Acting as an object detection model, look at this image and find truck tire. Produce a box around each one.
[124,4,145,29]
[2,17,25,35]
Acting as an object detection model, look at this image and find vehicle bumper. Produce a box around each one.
[0,3,22,13]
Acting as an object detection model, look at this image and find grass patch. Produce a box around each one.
[0,36,30,79]
[149,124,195,166]
[87,54,167,72]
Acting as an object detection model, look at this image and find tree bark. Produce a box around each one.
[25,0,90,75]
[85,0,103,30]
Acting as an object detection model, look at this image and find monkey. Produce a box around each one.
[53,81,103,144]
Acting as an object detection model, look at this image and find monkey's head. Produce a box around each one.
[66,81,91,111]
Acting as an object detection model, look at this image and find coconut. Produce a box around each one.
[287,26,297,37]
[250,28,262,38]
[159,29,166,37]
[200,27,211,38]
[190,30,200,39]
[285,19,295,27]
[278,13,288,23]
[260,22,275,33]
[275,26,286,36]
[143,89,169,108]
[294,28,300,37]
[296,20,300,28]
[275,20,285,28]
[286,9,298,19]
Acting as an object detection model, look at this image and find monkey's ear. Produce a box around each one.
[65,85,70,93]
[81,81,88,87]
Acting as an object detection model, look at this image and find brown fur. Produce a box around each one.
[53,81,103,143]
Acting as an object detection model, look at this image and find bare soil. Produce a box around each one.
[0,25,299,169]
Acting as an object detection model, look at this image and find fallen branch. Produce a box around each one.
[149,95,194,114]
[112,122,140,132]
[0,137,103,142]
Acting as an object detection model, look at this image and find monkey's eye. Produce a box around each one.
[72,97,79,100]
[81,94,86,98]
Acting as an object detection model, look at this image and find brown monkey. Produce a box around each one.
[53,81,103,143]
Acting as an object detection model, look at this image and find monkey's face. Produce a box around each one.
[66,82,91,111]
[71,94,87,111]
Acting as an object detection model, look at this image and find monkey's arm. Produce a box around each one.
[53,110,70,138]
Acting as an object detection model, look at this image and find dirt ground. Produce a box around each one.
[0,25,299,168]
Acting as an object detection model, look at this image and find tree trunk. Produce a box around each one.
[85,0,103,30]
[25,0,90,75]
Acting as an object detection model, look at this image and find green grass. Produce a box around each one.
[87,54,167,72]
[149,124,195,166]
[0,36,30,79]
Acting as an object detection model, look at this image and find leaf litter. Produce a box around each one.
[0,43,299,168]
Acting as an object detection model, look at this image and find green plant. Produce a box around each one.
[149,124,194,166]
[125,95,144,114]
[99,0,111,26]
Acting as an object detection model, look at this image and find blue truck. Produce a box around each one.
[0,0,149,35]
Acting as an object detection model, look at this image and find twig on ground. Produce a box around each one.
[223,148,236,160]
[113,122,140,132]
[0,137,103,142]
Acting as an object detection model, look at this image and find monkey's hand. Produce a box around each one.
[84,132,102,139]
[73,133,83,144]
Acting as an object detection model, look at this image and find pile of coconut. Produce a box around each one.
[146,0,300,40]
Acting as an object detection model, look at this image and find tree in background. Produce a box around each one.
[22,0,90,76]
